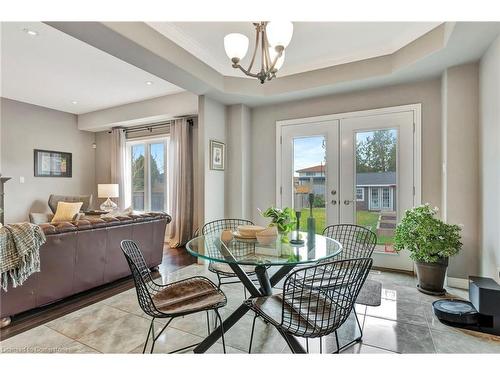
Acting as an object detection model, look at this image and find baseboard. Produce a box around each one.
[446,276,469,290]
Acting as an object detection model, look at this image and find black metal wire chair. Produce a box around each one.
[321,224,377,352]
[121,240,227,354]
[201,219,259,298]
[246,257,373,353]
[323,224,377,260]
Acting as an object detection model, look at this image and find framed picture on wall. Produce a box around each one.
[209,140,225,171]
[34,149,72,177]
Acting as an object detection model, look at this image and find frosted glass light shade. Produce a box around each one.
[269,48,285,70]
[224,33,249,61]
[266,21,293,48]
[98,184,119,198]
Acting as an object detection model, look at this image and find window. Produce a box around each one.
[356,187,364,201]
[382,187,391,209]
[126,137,169,212]
[370,188,380,209]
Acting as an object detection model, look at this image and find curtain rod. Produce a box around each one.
[109,117,196,134]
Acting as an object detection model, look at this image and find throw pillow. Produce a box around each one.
[51,201,83,223]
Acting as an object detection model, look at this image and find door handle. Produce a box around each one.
[331,200,337,205]
[344,199,355,205]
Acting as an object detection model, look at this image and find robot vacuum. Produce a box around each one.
[432,299,479,326]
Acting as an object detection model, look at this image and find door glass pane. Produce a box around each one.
[293,136,326,234]
[355,129,397,252]
[131,144,145,211]
[150,143,165,211]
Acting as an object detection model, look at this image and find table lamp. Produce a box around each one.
[98,184,119,211]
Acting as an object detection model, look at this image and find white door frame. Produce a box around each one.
[276,104,421,209]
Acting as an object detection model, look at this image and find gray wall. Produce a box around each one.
[225,104,252,219]
[0,98,96,223]
[197,95,227,226]
[441,63,480,280]
[479,36,500,283]
[250,79,442,226]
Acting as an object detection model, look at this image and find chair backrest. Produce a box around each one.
[48,194,92,213]
[323,224,377,260]
[202,218,254,235]
[120,240,158,317]
[280,257,373,338]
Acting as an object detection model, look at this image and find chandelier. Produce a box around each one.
[223,21,293,84]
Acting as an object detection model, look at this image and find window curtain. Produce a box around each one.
[110,127,127,209]
[168,118,193,247]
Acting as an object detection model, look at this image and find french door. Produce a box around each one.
[278,106,420,271]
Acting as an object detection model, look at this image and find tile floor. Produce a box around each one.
[1,263,500,354]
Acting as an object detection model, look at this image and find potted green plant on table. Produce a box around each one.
[394,204,462,295]
[260,207,296,243]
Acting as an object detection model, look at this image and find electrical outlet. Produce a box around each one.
[19,176,25,184]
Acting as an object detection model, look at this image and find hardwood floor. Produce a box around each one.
[0,245,196,341]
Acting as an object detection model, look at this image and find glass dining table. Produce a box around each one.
[185,231,343,353]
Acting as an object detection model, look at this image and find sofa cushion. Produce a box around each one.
[51,202,83,224]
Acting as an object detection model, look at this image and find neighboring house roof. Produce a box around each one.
[356,171,396,185]
[296,165,325,173]
[295,165,396,186]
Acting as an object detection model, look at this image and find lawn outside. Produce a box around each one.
[298,208,394,245]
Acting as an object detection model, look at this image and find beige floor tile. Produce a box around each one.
[47,303,129,339]
[60,340,100,353]
[362,316,435,353]
[0,325,73,353]
[77,313,156,353]
[431,328,500,353]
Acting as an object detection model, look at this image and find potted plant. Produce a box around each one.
[260,207,296,243]
[394,204,462,295]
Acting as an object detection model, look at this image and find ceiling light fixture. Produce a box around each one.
[71,101,78,105]
[145,81,153,85]
[223,21,293,84]
[23,28,39,36]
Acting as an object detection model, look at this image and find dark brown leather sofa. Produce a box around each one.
[0,212,171,324]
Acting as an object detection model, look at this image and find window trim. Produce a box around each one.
[369,187,380,210]
[126,136,169,212]
[356,187,364,201]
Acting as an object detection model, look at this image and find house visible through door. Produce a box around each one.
[277,105,420,271]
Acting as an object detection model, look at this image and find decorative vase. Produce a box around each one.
[415,257,448,296]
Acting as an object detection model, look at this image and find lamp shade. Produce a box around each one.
[266,21,293,48]
[269,47,285,71]
[98,184,119,198]
[224,33,249,61]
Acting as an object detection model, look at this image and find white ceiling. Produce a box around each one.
[148,22,441,77]
[1,22,183,114]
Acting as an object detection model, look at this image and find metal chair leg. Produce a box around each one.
[215,309,226,354]
[143,318,154,354]
[305,338,309,353]
[354,309,363,340]
[243,285,247,299]
[248,314,258,353]
[206,311,211,334]
[334,330,340,354]
[319,337,323,354]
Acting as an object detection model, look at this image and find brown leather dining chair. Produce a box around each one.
[121,240,228,353]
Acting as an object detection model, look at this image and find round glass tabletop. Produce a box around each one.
[185,231,343,266]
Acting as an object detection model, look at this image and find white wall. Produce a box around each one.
[479,36,500,283]
[441,63,480,280]
[0,98,96,223]
[197,95,227,226]
[250,79,442,227]
[226,104,252,219]
[78,91,198,131]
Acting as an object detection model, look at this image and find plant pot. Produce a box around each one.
[415,257,448,296]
